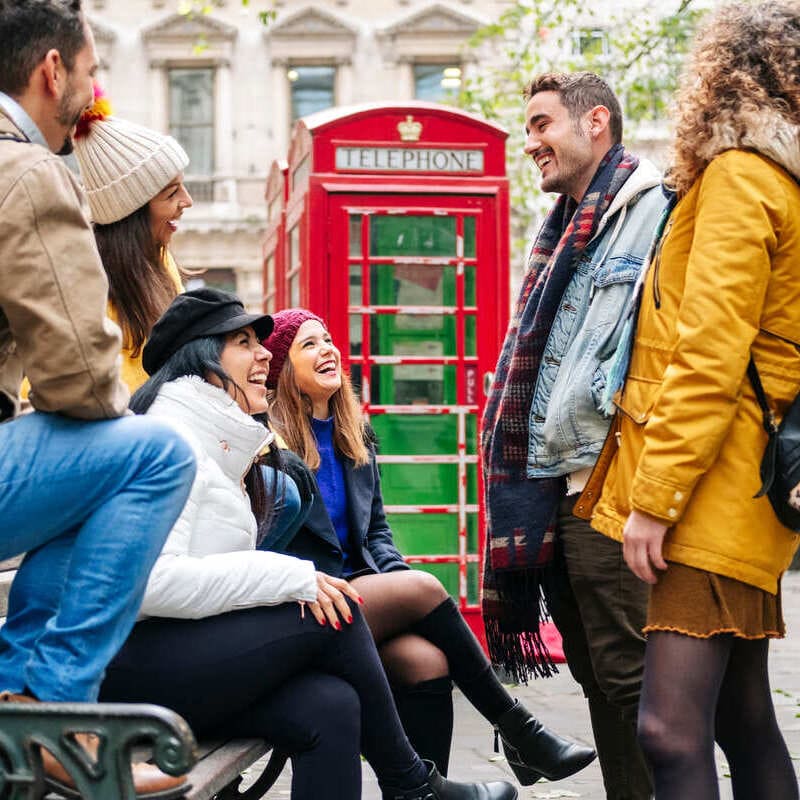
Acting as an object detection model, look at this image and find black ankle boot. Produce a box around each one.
[382,761,517,800]
[495,701,596,786]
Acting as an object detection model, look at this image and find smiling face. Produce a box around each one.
[523,90,597,202]
[148,175,193,247]
[214,326,272,414]
[288,319,342,418]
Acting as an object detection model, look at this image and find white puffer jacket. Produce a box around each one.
[139,376,318,619]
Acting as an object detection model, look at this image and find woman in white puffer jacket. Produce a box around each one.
[98,288,517,800]
[135,369,317,619]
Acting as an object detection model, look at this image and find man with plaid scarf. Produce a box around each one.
[482,72,668,799]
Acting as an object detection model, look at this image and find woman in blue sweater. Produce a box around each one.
[264,309,595,787]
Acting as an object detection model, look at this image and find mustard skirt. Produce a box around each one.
[644,562,785,639]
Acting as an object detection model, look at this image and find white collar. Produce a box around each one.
[151,376,272,481]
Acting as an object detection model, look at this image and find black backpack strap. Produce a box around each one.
[748,357,781,498]
[747,357,778,434]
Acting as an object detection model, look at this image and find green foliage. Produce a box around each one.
[258,9,278,26]
[179,0,276,28]
[458,0,705,265]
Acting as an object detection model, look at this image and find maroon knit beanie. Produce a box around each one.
[263,308,324,388]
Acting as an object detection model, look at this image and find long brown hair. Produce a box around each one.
[269,355,369,469]
[93,204,178,356]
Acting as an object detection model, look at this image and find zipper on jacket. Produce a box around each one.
[650,196,677,310]
[651,216,674,310]
[652,250,662,309]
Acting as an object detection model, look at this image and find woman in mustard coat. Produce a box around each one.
[72,87,191,392]
[585,3,800,798]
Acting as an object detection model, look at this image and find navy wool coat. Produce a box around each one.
[284,444,409,577]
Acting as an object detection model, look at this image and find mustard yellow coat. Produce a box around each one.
[590,150,800,594]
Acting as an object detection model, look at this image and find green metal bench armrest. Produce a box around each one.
[0,702,196,800]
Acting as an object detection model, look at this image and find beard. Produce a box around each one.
[540,145,594,198]
[55,84,85,156]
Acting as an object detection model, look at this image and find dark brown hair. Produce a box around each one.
[93,204,179,357]
[523,71,623,144]
[0,0,86,96]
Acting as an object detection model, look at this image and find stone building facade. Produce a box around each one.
[86,0,507,308]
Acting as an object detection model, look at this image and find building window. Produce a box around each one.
[288,65,335,122]
[413,64,462,104]
[571,29,609,58]
[169,68,214,201]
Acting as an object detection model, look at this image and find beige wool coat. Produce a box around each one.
[0,110,128,420]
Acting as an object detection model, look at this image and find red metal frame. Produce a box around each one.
[261,160,288,314]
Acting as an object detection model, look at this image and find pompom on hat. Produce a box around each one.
[263,308,323,389]
[73,84,189,225]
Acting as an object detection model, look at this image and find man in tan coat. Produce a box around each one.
[0,1,195,796]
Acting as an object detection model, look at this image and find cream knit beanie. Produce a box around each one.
[74,113,189,225]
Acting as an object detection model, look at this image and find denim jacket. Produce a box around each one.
[527,159,667,478]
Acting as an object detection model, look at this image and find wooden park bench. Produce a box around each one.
[0,560,289,799]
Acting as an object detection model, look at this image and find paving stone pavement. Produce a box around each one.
[252,571,800,799]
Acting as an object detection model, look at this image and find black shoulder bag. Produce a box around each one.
[747,357,800,531]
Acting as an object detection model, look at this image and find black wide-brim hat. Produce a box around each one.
[142,287,274,376]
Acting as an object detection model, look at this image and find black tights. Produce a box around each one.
[638,631,798,800]
[352,570,514,720]
[353,570,451,685]
[352,570,516,775]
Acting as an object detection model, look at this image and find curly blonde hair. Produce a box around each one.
[668,1,800,197]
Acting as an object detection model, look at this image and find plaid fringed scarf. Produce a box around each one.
[481,144,639,684]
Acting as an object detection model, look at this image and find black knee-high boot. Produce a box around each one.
[412,599,596,786]
[410,598,513,721]
[392,677,454,777]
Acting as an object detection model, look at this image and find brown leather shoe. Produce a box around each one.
[0,691,188,799]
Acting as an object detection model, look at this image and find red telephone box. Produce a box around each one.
[262,103,509,643]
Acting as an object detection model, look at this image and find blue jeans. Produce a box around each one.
[0,411,196,701]
[258,467,310,552]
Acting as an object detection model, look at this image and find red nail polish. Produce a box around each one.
[357,596,365,605]
[346,616,353,624]
[319,618,327,626]
[333,621,342,630]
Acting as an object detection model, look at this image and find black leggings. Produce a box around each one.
[99,602,428,799]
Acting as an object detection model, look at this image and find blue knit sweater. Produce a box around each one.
[311,416,353,574]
